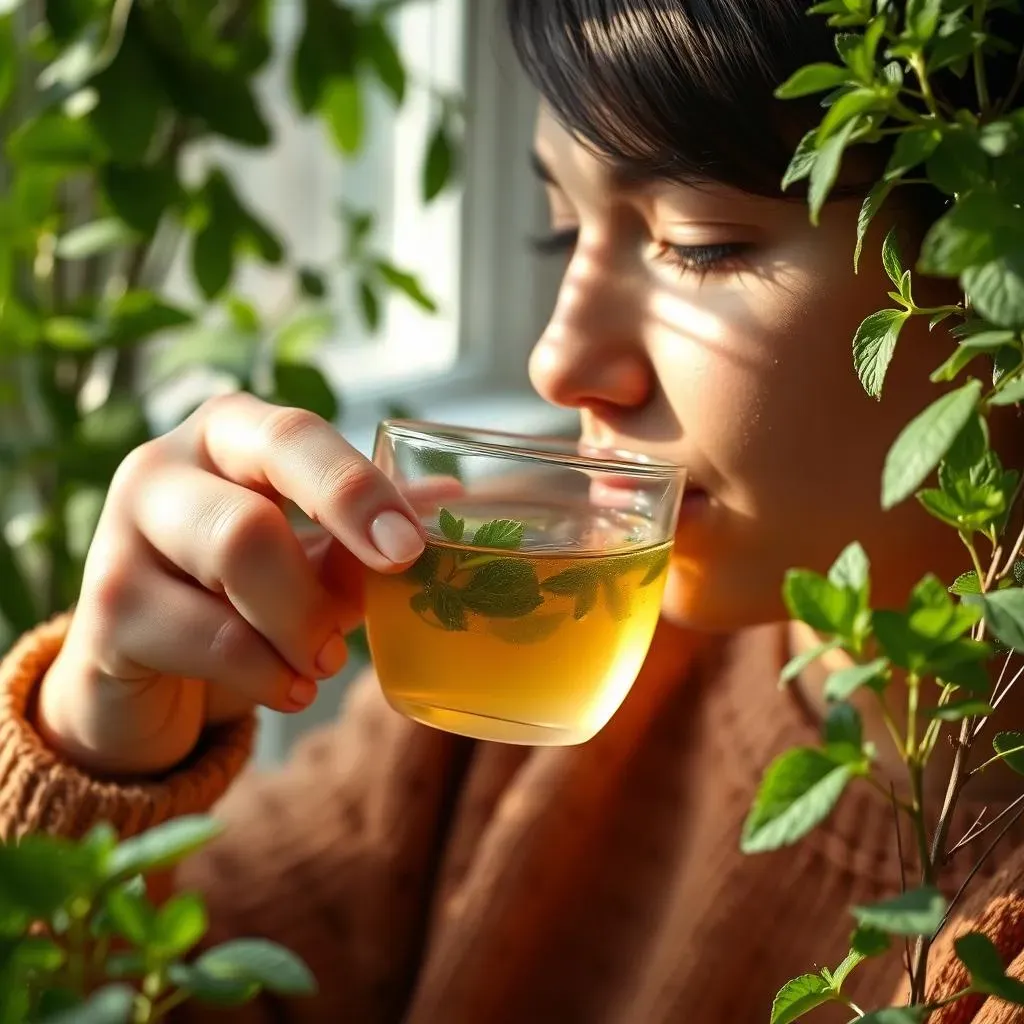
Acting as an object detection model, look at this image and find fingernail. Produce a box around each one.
[316,633,348,678]
[288,678,318,709]
[370,510,425,564]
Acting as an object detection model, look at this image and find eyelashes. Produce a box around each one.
[530,228,750,275]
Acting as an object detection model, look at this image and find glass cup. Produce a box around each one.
[364,420,686,746]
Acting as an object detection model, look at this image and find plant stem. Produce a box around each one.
[150,989,190,1021]
[971,743,1024,778]
[837,994,866,1017]
[972,0,991,114]
[909,53,940,118]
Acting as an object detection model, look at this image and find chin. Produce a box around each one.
[660,557,785,634]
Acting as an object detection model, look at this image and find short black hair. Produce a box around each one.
[506,0,843,196]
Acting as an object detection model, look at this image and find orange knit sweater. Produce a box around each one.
[2,614,1024,1023]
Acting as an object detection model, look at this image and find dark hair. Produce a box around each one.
[506,0,846,196]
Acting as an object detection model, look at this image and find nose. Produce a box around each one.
[529,240,653,413]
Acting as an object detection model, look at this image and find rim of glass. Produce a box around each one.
[379,419,684,480]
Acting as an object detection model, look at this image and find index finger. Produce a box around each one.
[183,393,426,574]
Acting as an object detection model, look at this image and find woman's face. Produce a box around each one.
[531,105,964,631]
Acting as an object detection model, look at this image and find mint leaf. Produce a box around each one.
[462,560,542,619]
[541,564,600,597]
[950,571,981,595]
[187,938,317,997]
[782,129,819,191]
[924,699,994,721]
[769,974,834,1024]
[41,986,135,1024]
[858,1010,927,1024]
[991,377,1024,405]
[854,308,910,399]
[741,748,854,853]
[472,519,525,551]
[780,638,842,687]
[108,816,223,881]
[851,925,891,957]
[854,179,895,272]
[406,546,441,585]
[930,331,1016,384]
[852,886,946,936]
[993,732,1024,775]
[964,256,1024,329]
[438,507,465,543]
[830,947,867,988]
[809,118,859,225]
[881,380,983,509]
[824,658,889,701]
[430,583,466,631]
[637,546,671,586]
[824,703,863,749]
[828,541,870,594]
[881,227,904,288]
[151,892,207,959]
[574,584,598,620]
[775,62,851,99]
[955,932,1024,1004]
[783,570,858,637]
[971,587,1024,650]
[601,577,630,621]
[488,612,568,645]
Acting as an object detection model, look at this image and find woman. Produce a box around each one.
[2,1,1023,1020]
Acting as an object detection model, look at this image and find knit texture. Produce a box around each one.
[2,616,1024,1022]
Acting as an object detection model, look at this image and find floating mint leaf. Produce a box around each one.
[541,564,600,596]
[955,932,1024,1004]
[852,886,946,936]
[992,732,1024,775]
[410,592,430,615]
[406,546,441,585]
[851,925,891,958]
[472,519,525,550]
[769,974,834,1024]
[574,584,598,620]
[430,583,466,631]
[462,560,542,619]
[438,507,464,543]
[602,577,630,621]
[637,547,671,586]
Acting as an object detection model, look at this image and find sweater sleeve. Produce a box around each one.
[0,614,471,1023]
[0,614,255,842]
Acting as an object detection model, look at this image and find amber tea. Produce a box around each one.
[364,500,671,745]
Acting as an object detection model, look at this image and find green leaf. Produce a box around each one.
[15,935,65,971]
[107,291,193,348]
[7,112,103,165]
[102,163,183,235]
[471,519,525,551]
[192,221,234,301]
[779,638,842,687]
[809,118,859,225]
[775,62,852,99]
[429,583,467,631]
[273,362,339,422]
[55,218,137,260]
[927,128,990,197]
[405,547,441,586]
[323,75,364,154]
[991,377,1024,405]
[782,129,819,191]
[40,985,135,1024]
[769,974,834,1024]
[971,588,1024,650]
[359,279,381,332]
[824,658,889,701]
[741,748,855,853]
[783,570,857,637]
[825,702,863,749]
[924,699,994,721]
[818,87,881,142]
[965,252,1024,330]
[858,1010,927,1024]
[291,0,358,113]
[831,947,868,987]
[993,732,1024,775]
[930,331,1016,383]
[375,261,437,312]
[438,507,465,543]
[881,227,903,289]
[851,925,892,957]
[166,962,259,1006]
[950,571,981,595]
[853,308,910,399]
[881,380,983,509]
[852,886,947,936]
[0,836,92,919]
[423,118,456,202]
[0,17,16,114]
[462,560,543,619]
[275,310,335,362]
[828,541,870,594]
[298,268,327,299]
[361,18,405,103]
[192,938,317,996]
[906,0,943,41]
[0,527,38,633]
[105,951,147,979]
[854,178,895,272]
[955,932,1024,1003]
[885,126,942,179]
[920,194,1021,277]
[151,892,207,958]
[105,884,156,946]
[108,816,223,881]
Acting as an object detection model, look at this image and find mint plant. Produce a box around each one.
[745,1,1024,1020]
[0,816,315,1022]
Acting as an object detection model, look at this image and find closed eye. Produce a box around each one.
[530,227,579,255]
[654,242,750,275]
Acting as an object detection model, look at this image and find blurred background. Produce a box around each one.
[0,0,575,763]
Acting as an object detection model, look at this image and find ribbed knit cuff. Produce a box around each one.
[0,614,256,841]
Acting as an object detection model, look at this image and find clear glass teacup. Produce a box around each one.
[364,420,686,745]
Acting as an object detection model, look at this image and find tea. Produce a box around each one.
[364,500,671,745]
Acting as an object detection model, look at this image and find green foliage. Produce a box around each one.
[760,5,1024,1016]
[0,816,315,1020]
[0,0,457,644]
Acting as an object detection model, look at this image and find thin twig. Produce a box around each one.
[892,782,914,993]
[949,792,1024,859]
[934,799,1024,938]
[949,805,989,853]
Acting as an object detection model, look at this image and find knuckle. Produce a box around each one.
[207,615,259,672]
[206,494,287,571]
[323,459,380,507]
[110,440,166,495]
[258,406,324,452]
[85,558,140,624]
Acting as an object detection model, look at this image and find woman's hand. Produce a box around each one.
[37,393,426,776]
